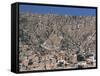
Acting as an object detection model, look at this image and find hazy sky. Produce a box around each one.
[19,4,96,16]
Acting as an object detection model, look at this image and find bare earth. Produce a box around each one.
[19,13,96,71]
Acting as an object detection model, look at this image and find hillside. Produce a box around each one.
[19,13,96,71]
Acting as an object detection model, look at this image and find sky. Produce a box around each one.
[19,4,96,16]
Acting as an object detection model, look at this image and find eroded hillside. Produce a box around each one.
[19,13,96,71]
